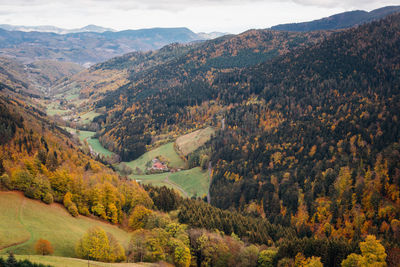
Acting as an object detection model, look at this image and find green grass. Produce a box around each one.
[63,127,95,143]
[131,167,210,198]
[79,111,101,124]
[46,103,69,116]
[0,192,130,257]
[87,138,115,157]
[0,255,155,267]
[175,127,215,156]
[122,142,185,174]
[62,128,114,157]
[65,93,80,101]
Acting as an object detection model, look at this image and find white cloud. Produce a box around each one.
[0,0,398,33]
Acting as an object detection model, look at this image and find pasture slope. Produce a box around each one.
[63,127,115,157]
[122,129,215,198]
[175,127,215,156]
[130,167,210,198]
[0,192,130,257]
[122,142,185,174]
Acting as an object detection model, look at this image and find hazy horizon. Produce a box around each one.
[0,0,398,34]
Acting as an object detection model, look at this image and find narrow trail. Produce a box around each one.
[164,175,189,198]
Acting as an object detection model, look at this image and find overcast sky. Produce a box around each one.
[0,0,398,33]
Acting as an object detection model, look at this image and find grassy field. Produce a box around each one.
[63,128,114,157]
[87,138,115,157]
[0,192,130,257]
[79,111,101,124]
[175,127,215,156]
[63,127,95,142]
[122,142,185,174]
[131,167,210,198]
[46,103,70,116]
[0,255,155,267]
[65,93,80,101]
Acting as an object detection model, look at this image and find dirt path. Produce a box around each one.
[163,175,189,198]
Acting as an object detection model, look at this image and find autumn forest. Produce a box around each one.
[0,6,399,267]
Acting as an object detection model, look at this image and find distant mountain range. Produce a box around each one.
[271,5,400,31]
[0,5,398,66]
[0,27,202,66]
[0,24,115,34]
[196,32,229,39]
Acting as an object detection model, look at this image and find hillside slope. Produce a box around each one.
[0,27,201,66]
[0,192,130,257]
[205,13,400,243]
[271,5,400,31]
[57,13,400,249]
[0,57,83,97]
[88,29,330,161]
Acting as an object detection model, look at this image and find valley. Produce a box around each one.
[0,5,399,267]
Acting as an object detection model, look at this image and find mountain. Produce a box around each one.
[1,8,399,267]
[0,27,201,66]
[55,13,400,254]
[51,42,198,100]
[70,24,115,33]
[0,57,83,97]
[0,24,115,34]
[53,29,330,160]
[196,31,229,39]
[0,59,303,267]
[271,5,400,31]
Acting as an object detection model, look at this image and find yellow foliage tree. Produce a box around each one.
[341,235,387,267]
[128,205,153,230]
[75,227,125,262]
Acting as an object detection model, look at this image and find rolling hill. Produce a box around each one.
[0,24,115,34]
[50,12,400,255]
[0,192,130,257]
[74,29,330,161]
[0,27,202,66]
[271,5,400,31]
[0,57,83,97]
[0,7,399,267]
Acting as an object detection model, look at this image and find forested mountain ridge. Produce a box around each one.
[0,57,83,98]
[88,29,330,160]
[0,10,399,267]
[271,5,400,31]
[0,27,201,66]
[0,93,152,223]
[67,13,400,252]
[51,42,198,100]
[0,65,328,267]
[207,12,400,244]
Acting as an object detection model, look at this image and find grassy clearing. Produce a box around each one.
[62,128,114,157]
[46,103,69,116]
[87,138,115,157]
[131,167,209,198]
[79,111,101,124]
[0,255,155,267]
[63,127,95,143]
[0,192,130,257]
[65,93,80,101]
[122,142,185,174]
[175,127,215,156]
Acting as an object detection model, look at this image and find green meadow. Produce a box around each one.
[0,192,130,257]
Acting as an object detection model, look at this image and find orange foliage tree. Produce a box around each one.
[34,239,54,255]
